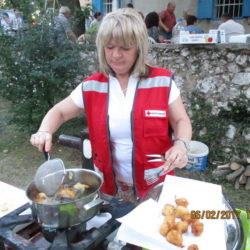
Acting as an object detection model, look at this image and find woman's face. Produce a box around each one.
[104,39,138,78]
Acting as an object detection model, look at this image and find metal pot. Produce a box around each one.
[26,168,103,229]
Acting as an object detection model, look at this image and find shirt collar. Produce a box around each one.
[109,74,138,83]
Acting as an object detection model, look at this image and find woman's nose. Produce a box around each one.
[112,48,122,58]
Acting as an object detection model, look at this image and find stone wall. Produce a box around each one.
[149,44,250,155]
[149,44,250,115]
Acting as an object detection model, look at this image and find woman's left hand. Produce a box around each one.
[163,143,188,173]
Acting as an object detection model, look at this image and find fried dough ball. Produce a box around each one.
[160,212,176,236]
[73,182,89,190]
[56,187,76,199]
[166,229,184,247]
[163,214,176,226]
[175,205,189,219]
[162,204,176,216]
[173,220,189,233]
[160,222,171,236]
[175,197,189,207]
[35,192,46,203]
[191,220,204,236]
[188,244,199,250]
[181,212,197,224]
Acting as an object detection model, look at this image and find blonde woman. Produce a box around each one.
[30,8,192,203]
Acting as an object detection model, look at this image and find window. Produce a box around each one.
[215,0,243,17]
[103,0,113,14]
[198,0,250,19]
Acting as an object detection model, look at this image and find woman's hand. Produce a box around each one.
[163,142,188,173]
[30,131,52,152]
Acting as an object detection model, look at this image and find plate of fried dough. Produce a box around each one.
[116,175,227,250]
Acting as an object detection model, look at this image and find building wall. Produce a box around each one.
[80,0,92,7]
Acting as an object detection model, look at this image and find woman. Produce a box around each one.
[30,8,192,203]
[145,12,164,43]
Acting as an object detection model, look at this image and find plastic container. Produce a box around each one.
[185,141,209,171]
[172,18,186,44]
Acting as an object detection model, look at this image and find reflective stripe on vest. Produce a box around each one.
[138,76,171,89]
[83,80,108,93]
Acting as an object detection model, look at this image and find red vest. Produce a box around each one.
[82,67,174,198]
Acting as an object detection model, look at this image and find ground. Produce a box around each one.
[0,98,249,211]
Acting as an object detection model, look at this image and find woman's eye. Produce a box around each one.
[122,47,130,51]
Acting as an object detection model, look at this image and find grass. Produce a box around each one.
[0,98,249,211]
[0,98,83,188]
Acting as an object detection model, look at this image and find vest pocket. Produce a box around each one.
[143,109,168,137]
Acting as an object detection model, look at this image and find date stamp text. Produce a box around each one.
[191,210,250,220]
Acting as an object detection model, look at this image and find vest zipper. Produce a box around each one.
[106,79,118,194]
[130,80,140,199]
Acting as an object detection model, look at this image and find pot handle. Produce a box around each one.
[83,198,103,211]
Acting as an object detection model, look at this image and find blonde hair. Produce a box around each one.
[96,8,149,78]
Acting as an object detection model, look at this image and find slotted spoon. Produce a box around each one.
[34,151,66,196]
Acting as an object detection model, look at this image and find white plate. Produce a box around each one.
[0,181,29,218]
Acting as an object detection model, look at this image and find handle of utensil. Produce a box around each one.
[43,147,50,160]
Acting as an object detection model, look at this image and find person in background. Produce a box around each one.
[126,3,134,8]
[159,2,176,39]
[218,13,245,42]
[0,12,14,36]
[145,12,164,43]
[30,8,192,203]
[138,11,144,20]
[53,6,77,44]
[89,12,102,31]
[13,9,23,33]
[184,15,203,34]
[182,10,189,20]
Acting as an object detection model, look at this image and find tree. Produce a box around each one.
[0,0,89,132]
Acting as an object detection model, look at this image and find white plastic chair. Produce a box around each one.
[148,36,157,44]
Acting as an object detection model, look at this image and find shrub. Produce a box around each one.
[189,91,249,164]
[0,23,86,132]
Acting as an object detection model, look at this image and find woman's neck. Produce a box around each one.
[116,74,130,89]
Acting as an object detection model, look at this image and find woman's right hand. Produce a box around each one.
[30,131,52,152]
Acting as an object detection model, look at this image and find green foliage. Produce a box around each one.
[0,0,45,24]
[0,23,86,133]
[189,91,249,164]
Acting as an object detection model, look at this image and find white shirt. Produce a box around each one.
[70,75,180,184]
[218,19,245,42]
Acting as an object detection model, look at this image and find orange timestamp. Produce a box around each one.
[190,210,250,220]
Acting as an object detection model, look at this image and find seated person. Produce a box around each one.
[145,12,164,43]
[184,15,203,34]
[218,13,245,42]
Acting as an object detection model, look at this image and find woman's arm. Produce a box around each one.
[168,96,192,141]
[163,96,192,171]
[30,96,83,152]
